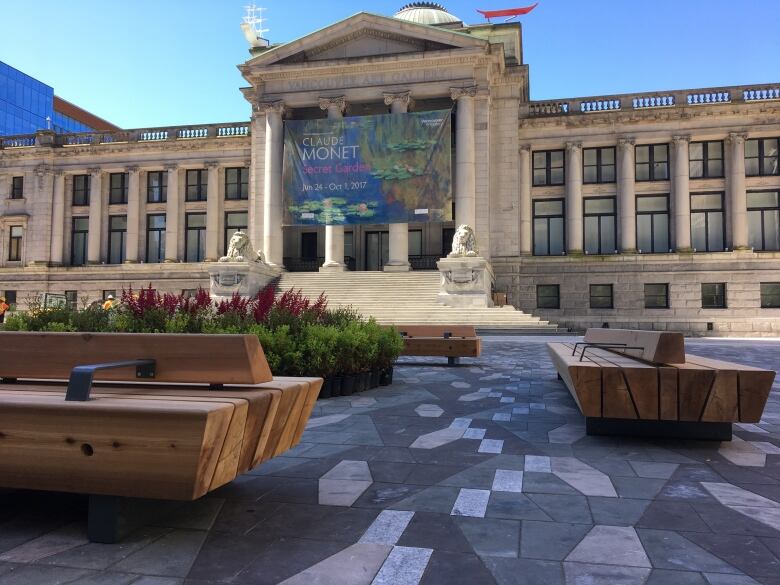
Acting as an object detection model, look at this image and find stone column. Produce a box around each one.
[49,171,65,266]
[164,164,180,262]
[257,101,286,268]
[125,166,140,263]
[384,91,413,271]
[87,168,103,264]
[450,86,477,229]
[320,96,348,272]
[205,161,220,261]
[617,137,636,253]
[728,132,748,250]
[565,142,583,254]
[672,135,692,252]
[518,144,532,255]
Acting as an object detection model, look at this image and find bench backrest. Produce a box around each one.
[398,325,478,338]
[582,328,685,364]
[0,332,273,385]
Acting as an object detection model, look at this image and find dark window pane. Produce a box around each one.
[533,152,546,169]
[600,215,616,253]
[583,166,597,183]
[601,165,615,183]
[533,169,546,186]
[654,145,668,161]
[645,283,669,309]
[654,215,669,252]
[707,160,723,177]
[636,163,650,181]
[585,198,615,214]
[550,168,564,185]
[691,212,707,251]
[689,143,703,159]
[702,283,726,309]
[584,216,598,253]
[537,285,560,309]
[637,215,652,251]
[748,211,763,250]
[550,151,564,167]
[635,146,649,163]
[764,210,780,250]
[535,200,563,216]
[690,160,704,178]
[708,212,724,251]
[533,219,547,255]
[589,284,613,309]
[549,218,564,255]
[584,149,597,165]
[760,283,780,308]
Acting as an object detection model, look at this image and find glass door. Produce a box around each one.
[365,231,389,271]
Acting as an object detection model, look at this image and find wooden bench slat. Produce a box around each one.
[583,328,685,364]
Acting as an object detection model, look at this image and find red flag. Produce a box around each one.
[477,3,538,21]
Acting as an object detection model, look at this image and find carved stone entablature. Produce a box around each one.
[383,91,413,109]
[318,96,347,114]
[450,86,478,101]
[252,100,286,117]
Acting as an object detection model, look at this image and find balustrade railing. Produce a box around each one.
[283,256,357,272]
[409,255,441,270]
[526,83,780,118]
[0,122,251,149]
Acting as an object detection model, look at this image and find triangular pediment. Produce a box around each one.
[244,12,487,68]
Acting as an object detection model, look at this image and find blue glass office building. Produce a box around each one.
[0,61,100,135]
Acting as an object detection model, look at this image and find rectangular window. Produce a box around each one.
[583,147,616,184]
[589,284,613,309]
[108,215,127,264]
[636,195,670,253]
[533,199,565,256]
[224,211,248,254]
[146,214,166,263]
[186,213,207,262]
[537,284,560,309]
[702,283,726,309]
[748,191,780,251]
[636,144,669,181]
[147,171,167,203]
[186,169,208,201]
[3,290,17,307]
[344,231,354,259]
[645,283,669,309]
[11,176,24,199]
[71,217,89,266]
[746,138,779,177]
[8,226,22,261]
[691,192,725,252]
[409,230,423,257]
[689,141,724,179]
[532,150,565,186]
[225,167,248,200]
[583,197,616,254]
[72,174,90,206]
[65,290,78,311]
[761,283,780,309]
[109,172,128,204]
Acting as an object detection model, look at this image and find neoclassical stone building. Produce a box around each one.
[1,3,779,334]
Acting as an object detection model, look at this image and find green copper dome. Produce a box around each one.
[393,2,462,26]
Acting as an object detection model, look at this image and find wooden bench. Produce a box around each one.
[547,328,775,440]
[0,331,321,542]
[398,325,481,366]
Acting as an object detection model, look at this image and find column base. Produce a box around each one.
[87,261,102,265]
[123,260,138,264]
[163,258,180,263]
[565,249,584,257]
[733,246,752,252]
[675,247,694,254]
[384,262,411,272]
[319,262,346,272]
[27,261,50,267]
[619,249,637,255]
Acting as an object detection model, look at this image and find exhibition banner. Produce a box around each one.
[283,109,452,225]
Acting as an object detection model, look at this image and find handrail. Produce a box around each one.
[66,359,156,401]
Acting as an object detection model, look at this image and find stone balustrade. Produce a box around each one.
[0,123,250,149]
[524,83,780,118]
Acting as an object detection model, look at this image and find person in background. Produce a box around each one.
[102,295,115,310]
[0,296,8,324]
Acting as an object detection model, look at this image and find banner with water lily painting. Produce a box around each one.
[282,109,452,225]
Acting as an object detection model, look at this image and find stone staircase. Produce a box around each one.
[277,271,562,333]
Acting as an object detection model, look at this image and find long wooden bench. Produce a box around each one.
[547,328,775,440]
[0,331,321,542]
[398,325,481,366]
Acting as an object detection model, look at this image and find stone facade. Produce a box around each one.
[0,8,779,335]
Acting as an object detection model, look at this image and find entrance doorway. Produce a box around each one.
[365,231,389,271]
[301,232,318,259]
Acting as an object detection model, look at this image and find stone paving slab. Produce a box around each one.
[2,336,780,584]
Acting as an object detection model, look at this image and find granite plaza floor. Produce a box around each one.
[2,336,780,585]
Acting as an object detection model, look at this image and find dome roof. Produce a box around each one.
[393,2,462,26]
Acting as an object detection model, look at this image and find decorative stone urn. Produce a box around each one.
[437,225,494,307]
[208,230,281,301]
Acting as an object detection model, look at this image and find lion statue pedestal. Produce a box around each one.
[437,224,494,308]
[208,231,281,302]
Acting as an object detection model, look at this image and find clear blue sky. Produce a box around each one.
[1,0,778,128]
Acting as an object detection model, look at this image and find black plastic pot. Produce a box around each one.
[318,377,333,400]
[341,374,356,396]
[332,376,343,397]
[379,367,394,386]
[370,369,381,389]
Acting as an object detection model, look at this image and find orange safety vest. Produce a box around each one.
[0,302,8,316]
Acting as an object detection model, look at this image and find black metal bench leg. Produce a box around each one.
[88,495,121,543]
[448,357,460,366]
[557,373,562,380]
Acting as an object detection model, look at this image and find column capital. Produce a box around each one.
[87,167,102,175]
[125,165,140,173]
[727,131,748,144]
[450,85,478,101]
[253,100,286,116]
[383,91,412,107]
[164,163,179,171]
[52,169,64,177]
[318,96,347,113]
[672,135,691,145]
[205,160,220,169]
[519,144,532,154]
[617,136,635,148]
[34,163,52,177]
[565,141,582,152]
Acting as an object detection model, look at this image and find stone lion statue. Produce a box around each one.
[219,230,266,263]
[448,224,479,258]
